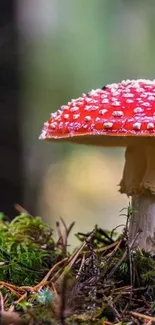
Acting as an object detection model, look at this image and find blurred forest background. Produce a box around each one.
[1,0,155,245]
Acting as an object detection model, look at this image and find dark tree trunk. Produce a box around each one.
[0,0,23,217]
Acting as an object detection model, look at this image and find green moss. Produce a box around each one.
[0,213,62,286]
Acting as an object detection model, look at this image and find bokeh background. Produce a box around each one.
[1,0,155,246]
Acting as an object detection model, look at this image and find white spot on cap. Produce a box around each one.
[126,99,134,104]
[107,83,118,88]
[148,95,155,100]
[77,100,83,105]
[104,122,113,129]
[84,105,91,111]
[99,109,108,115]
[51,112,57,118]
[135,88,144,92]
[123,93,134,98]
[39,130,46,139]
[133,122,141,130]
[101,93,108,98]
[111,87,118,92]
[95,117,100,122]
[140,94,147,98]
[77,97,84,101]
[122,79,131,85]
[134,107,144,113]
[51,122,57,128]
[147,122,154,130]
[73,114,80,119]
[59,122,63,128]
[55,116,61,121]
[111,91,120,96]
[102,98,109,104]
[142,102,150,107]
[89,89,97,95]
[112,101,120,106]
[61,105,68,110]
[85,116,91,121]
[44,122,49,127]
[70,106,79,112]
[112,111,124,117]
[85,97,93,103]
[64,114,69,119]
[89,106,98,111]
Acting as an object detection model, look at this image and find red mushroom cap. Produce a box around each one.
[40,79,155,146]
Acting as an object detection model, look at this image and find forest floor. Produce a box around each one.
[0,205,155,325]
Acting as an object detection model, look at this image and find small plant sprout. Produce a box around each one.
[37,288,54,305]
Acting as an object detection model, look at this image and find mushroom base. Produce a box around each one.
[129,194,155,252]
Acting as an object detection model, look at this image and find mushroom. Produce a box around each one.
[40,79,155,252]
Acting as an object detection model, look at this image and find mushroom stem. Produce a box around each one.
[129,194,155,251]
[120,143,155,251]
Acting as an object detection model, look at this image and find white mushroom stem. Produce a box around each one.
[120,143,155,251]
[130,194,155,251]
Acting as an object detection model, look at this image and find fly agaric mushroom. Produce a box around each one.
[40,79,155,252]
